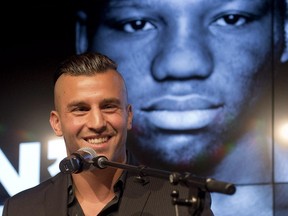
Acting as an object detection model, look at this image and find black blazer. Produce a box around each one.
[3,171,213,216]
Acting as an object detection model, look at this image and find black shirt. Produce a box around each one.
[67,170,125,216]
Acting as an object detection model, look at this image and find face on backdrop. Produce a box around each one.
[49,71,133,163]
[76,0,288,172]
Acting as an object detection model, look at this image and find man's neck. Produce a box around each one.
[72,167,123,216]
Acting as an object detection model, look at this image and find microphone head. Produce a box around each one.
[78,147,97,159]
[59,147,97,174]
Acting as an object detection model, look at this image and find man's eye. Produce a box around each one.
[72,107,88,112]
[102,103,120,112]
[119,19,155,33]
[214,14,251,27]
[104,105,116,110]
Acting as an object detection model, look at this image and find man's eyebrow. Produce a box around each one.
[67,101,87,108]
[101,98,122,105]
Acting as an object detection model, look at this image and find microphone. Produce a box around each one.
[59,147,97,174]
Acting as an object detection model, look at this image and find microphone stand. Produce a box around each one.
[92,156,236,216]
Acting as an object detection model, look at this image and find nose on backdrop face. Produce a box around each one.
[151,27,213,81]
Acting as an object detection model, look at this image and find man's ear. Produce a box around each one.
[49,111,63,137]
[75,11,88,54]
[281,14,288,63]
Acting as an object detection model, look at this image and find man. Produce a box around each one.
[2,52,213,215]
[74,0,288,215]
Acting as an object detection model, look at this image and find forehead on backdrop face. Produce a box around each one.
[78,0,286,16]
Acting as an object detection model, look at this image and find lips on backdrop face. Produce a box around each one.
[140,94,224,130]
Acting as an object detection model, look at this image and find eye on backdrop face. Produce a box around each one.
[78,0,282,168]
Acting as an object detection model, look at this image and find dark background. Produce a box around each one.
[0,2,75,159]
[0,1,76,202]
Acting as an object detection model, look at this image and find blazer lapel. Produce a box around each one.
[43,173,68,216]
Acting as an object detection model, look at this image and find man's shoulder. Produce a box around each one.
[4,173,67,206]
[10,172,66,200]
[2,172,68,216]
[122,170,213,216]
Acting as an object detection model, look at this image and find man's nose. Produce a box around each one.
[86,110,107,132]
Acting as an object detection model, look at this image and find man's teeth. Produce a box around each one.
[87,137,108,144]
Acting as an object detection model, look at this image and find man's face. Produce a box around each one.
[49,71,133,163]
[77,0,286,171]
